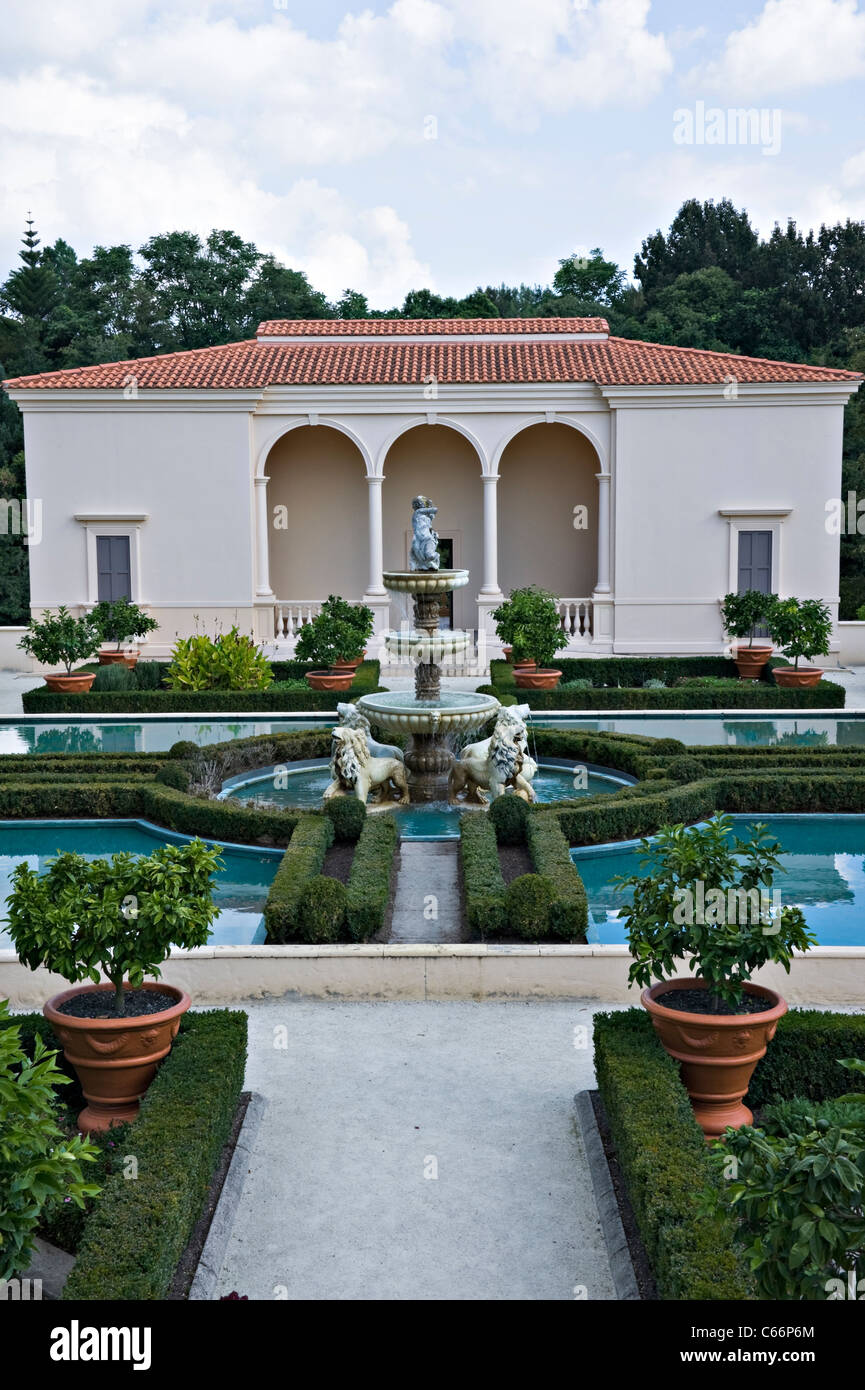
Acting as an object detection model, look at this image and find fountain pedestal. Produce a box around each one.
[358,567,499,803]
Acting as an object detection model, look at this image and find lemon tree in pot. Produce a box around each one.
[767,596,832,688]
[92,596,158,667]
[720,589,776,679]
[295,594,374,690]
[6,839,222,1134]
[17,606,101,692]
[492,586,568,688]
[615,813,815,1139]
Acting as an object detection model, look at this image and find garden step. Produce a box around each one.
[389,841,462,942]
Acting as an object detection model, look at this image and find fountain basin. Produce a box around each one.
[384,629,471,663]
[357,689,499,736]
[382,569,470,595]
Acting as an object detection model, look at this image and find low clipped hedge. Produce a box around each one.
[594,1007,865,1301]
[63,1008,247,1300]
[263,813,334,942]
[346,812,399,941]
[21,661,381,713]
[460,812,507,936]
[525,809,588,940]
[593,1009,753,1301]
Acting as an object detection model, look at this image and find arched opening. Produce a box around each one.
[381,424,483,632]
[265,425,369,604]
[498,423,599,603]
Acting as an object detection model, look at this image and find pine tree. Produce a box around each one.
[1,216,59,321]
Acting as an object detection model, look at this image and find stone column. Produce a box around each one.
[595,471,611,594]
[480,474,500,595]
[254,476,274,598]
[366,475,386,595]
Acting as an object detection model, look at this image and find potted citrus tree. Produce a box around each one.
[720,590,776,678]
[616,813,815,1139]
[767,597,832,688]
[6,839,222,1134]
[17,606,101,692]
[295,595,374,691]
[492,586,568,689]
[92,597,159,667]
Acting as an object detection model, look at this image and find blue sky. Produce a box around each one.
[1,0,864,306]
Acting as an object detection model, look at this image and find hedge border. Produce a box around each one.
[345,812,399,941]
[263,813,334,943]
[593,1007,865,1301]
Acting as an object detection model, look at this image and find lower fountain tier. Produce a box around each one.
[355,689,500,737]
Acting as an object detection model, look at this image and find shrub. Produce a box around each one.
[768,596,833,670]
[460,812,507,936]
[63,1009,247,1300]
[6,840,222,1016]
[505,873,554,940]
[616,812,815,1010]
[489,792,529,845]
[18,605,101,674]
[345,814,398,941]
[490,585,568,667]
[165,626,273,691]
[593,1008,752,1300]
[155,762,191,792]
[720,589,777,647]
[747,1010,865,1107]
[91,598,158,650]
[648,738,687,756]
[91,662,137,691]
[263,814,334,942]
[168,739,199,760]
[294,595,374,666]
[705,1066,865,1300]
[0,1001,100,1280]
[664,754,708,782]
[525,809,588,939]
[324,794,367,843]
[298,876,348,943]
[133,660,165,690]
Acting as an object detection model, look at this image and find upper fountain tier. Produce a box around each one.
[382,568,469,596]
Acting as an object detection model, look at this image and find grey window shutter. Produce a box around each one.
[96,535,132,601]
[737,531,772,595]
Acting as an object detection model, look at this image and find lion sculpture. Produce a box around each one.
[323,725,410,806]
[448,704,538,805]
[336,702,404,764]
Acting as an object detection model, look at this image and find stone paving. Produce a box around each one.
[213,998,616,1302]
[390,841,462,943]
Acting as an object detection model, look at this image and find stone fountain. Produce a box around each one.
[356,496,500,801]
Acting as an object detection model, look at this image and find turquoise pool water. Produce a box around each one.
[222,762,628,838]
[4,712,865,754]
[572,815,865,946]
[0,820,281,948]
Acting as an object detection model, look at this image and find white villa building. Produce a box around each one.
[3,316,862,667]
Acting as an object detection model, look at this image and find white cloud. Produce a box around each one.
[696,0,865,99]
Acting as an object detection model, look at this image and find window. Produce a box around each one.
[96,535,132,602]
[737,530,773,595]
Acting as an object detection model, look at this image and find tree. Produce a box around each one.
[552,247,626,305]
[634,198,760,297]
[334,289,370,318]
[0,217,59,321]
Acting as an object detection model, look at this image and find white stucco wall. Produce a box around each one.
[609,394,846,652]
[20,400,257,648]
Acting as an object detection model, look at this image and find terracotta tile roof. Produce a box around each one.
[256,316,610,336]
[3,322,862,391]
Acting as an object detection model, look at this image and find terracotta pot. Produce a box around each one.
[43,672,96,693]
[330,656,363,672]
[772,666,823,689]
[642,978,787,1140]
[511,659,537,674]
[97,649,139,668]
[733,643,773,680]
[514,668,562,690]
[305,669,355,691]
[502,647,513,663]
[44,982,191,1134]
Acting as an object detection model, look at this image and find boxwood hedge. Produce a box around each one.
[460,812,507,937]
[263,813,334,942]
[345,812,399,941]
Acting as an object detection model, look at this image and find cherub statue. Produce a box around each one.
[409,496,441,571]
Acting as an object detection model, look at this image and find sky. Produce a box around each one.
[1,0,865,307]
